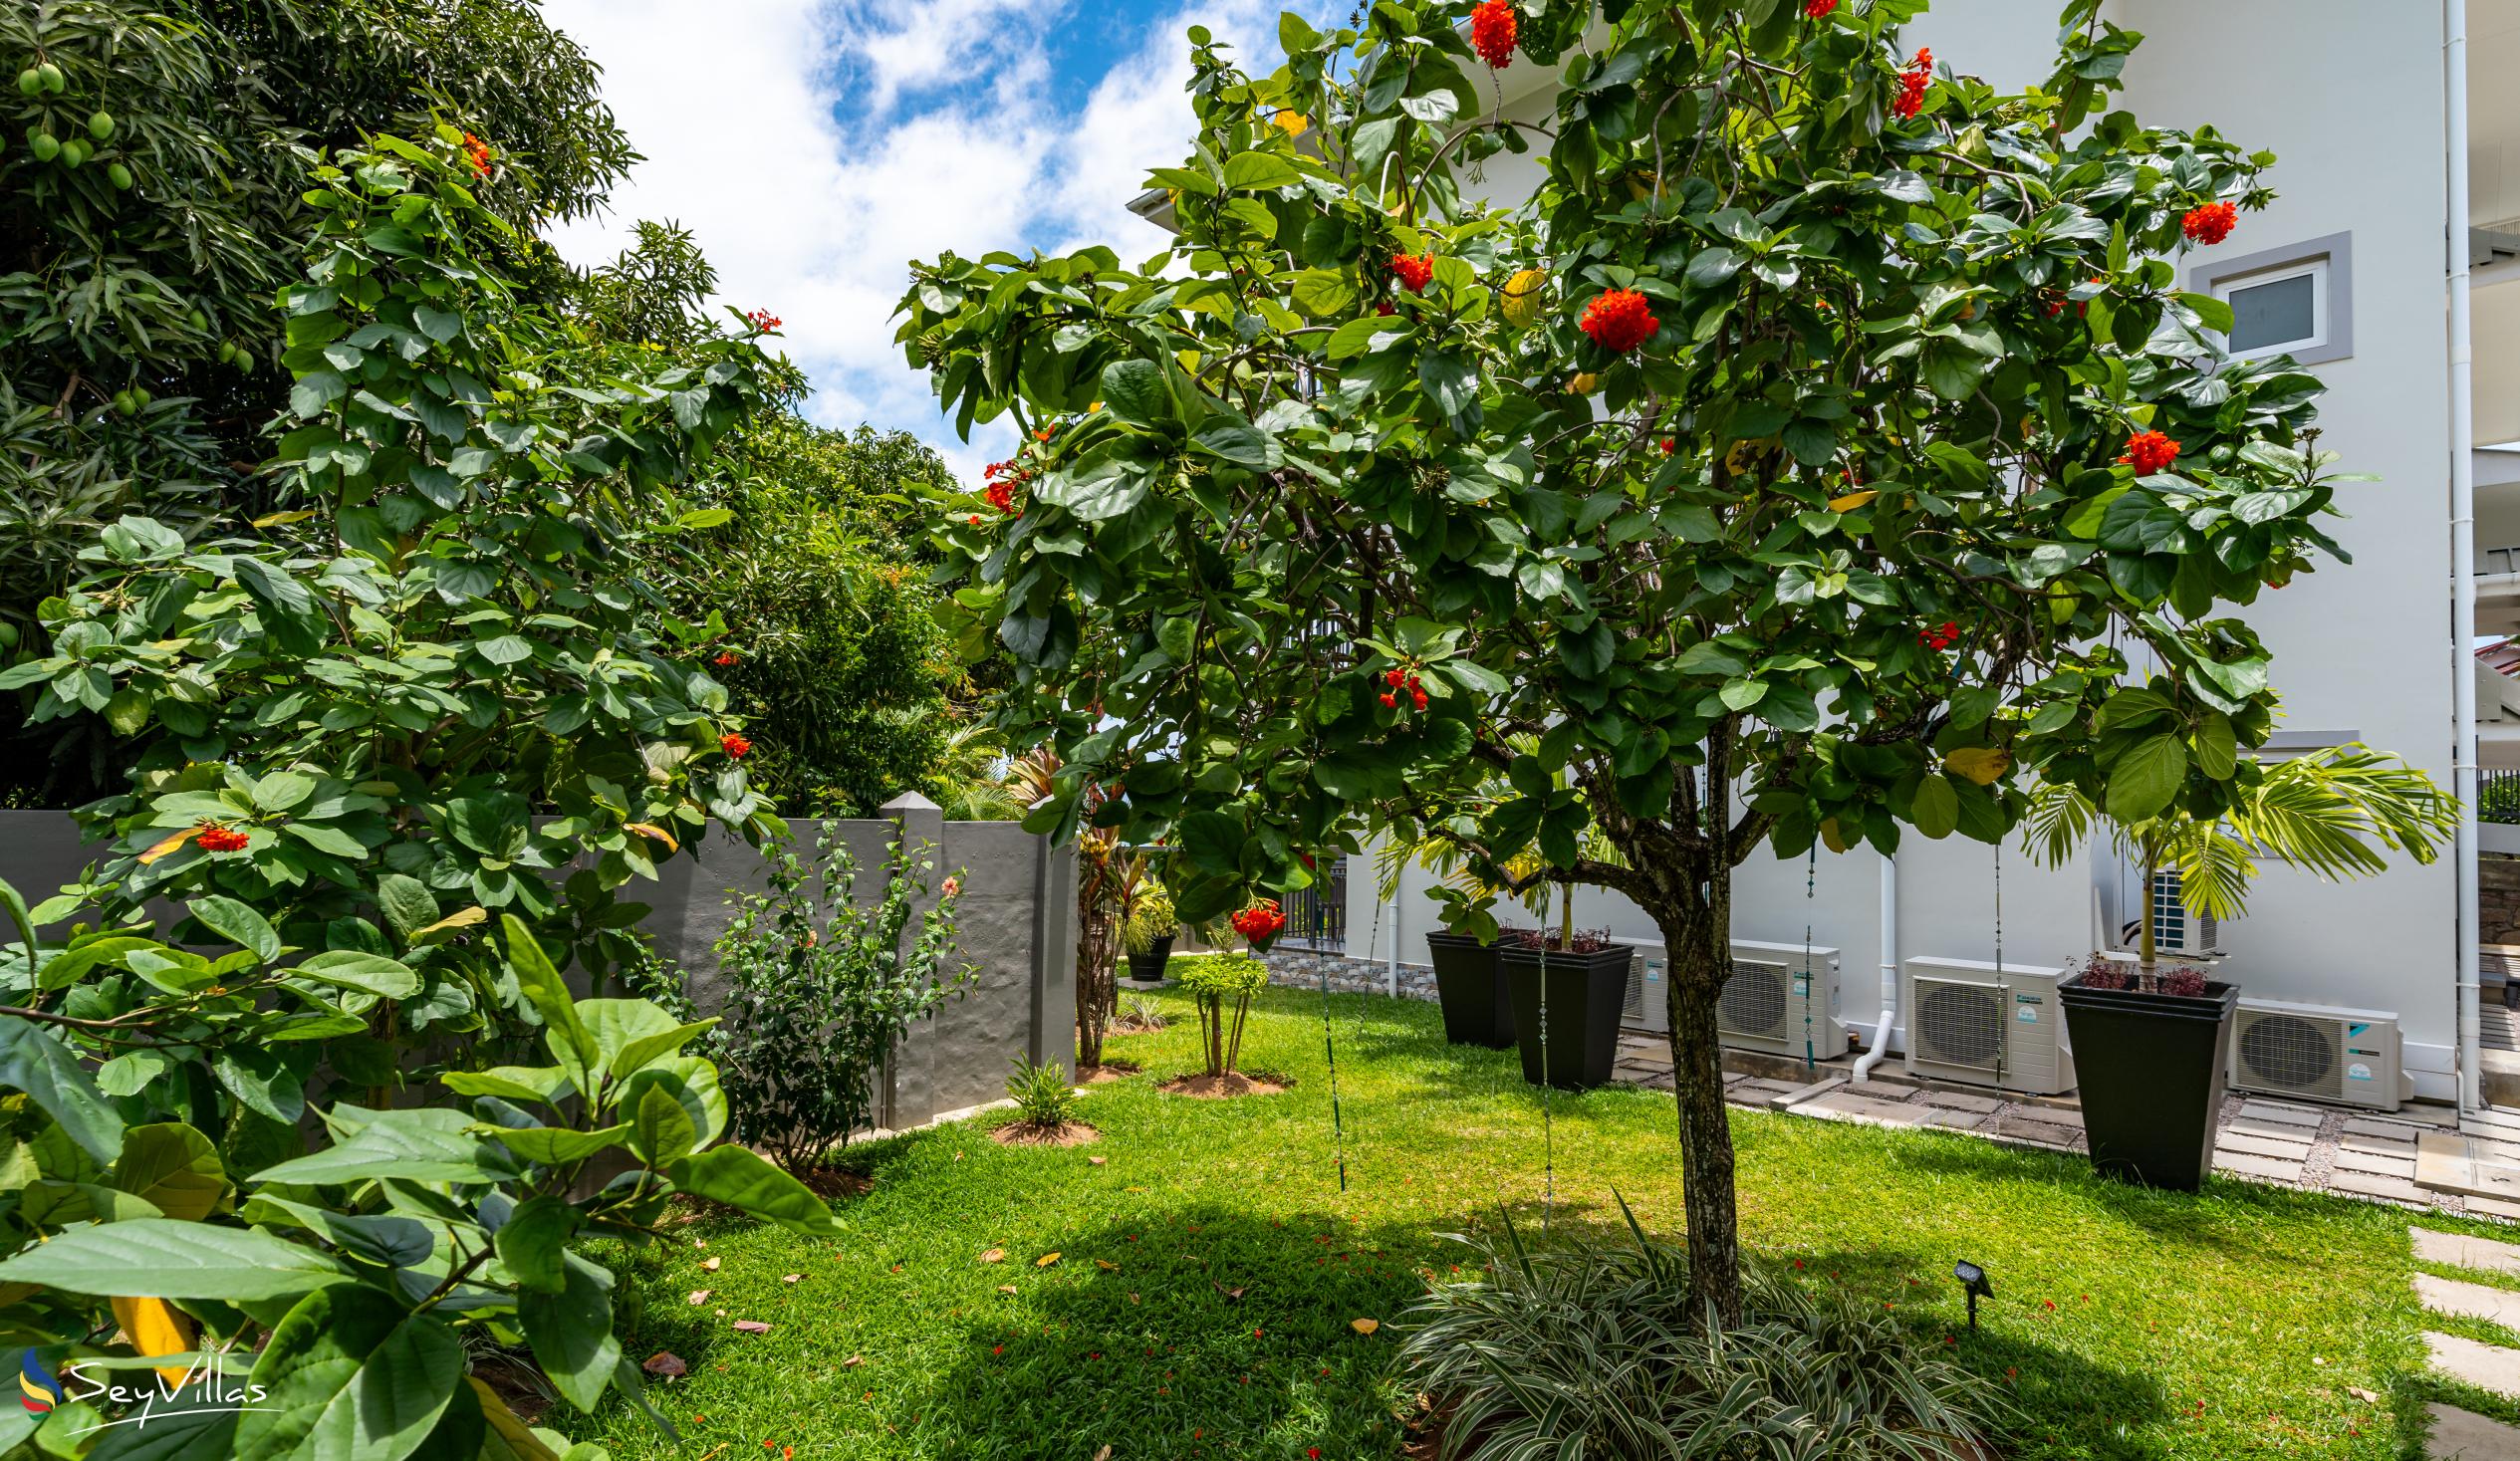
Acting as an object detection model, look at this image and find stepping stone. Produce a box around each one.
[2238,1099,2325,1128]
[2425,1402,2520,1459]
[2467,1194,2520,1221]
[1800,1091,1927,1128]
[2340,1128,2421,1157]
[2413,1227,2520,1278]
[1993,1114,2078,1148]
[2229,1115,2323,1143]
[2330,1168,2429,1207]
[2029,1103,2084,1128]
[1769,1075,1848,1112]
[1914,1105,1991,1131]
[2219,1130,2314,1160]
[2344,1115,2425,1140]
[1916,1090,2003,1114]
[2415,1273,2520,1330]
[2424,1332,2520,1398]
[2332,1145,2418,1178]
[2214,1150,2305,1184]
[2418,1133,2520,1202]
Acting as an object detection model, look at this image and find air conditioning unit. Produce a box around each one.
[2110,867,2223,957]
[2229,998,2408,1111]
[1900,957,2077,1096]
[1717,939,1844,1060]
[1619,939,1669,1036]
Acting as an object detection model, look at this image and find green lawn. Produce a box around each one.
[584,984,2499,1460]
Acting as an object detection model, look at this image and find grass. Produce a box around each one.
[586,984,2470,1460]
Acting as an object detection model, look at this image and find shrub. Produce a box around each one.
[1004,1056,1082,1129]
[1123,883,1176,955]
[1398,1206,2003,1460]
[1173,952,1269,1078]
[711,822,973,1171]
[1117,993,1167,1032]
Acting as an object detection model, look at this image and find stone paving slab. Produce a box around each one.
[2344,1116,2427,1141]
[2213,1150,2307,1184]
[1801,1091,1930,1128]
[2228,1115,2324,1143]
[1911,1089,2004,1113]
[2238,1099,2326,1127]
[1911,1104,1991,1131]
[2339,1128,2422,1157]
[2424,1402,2520,1459]
[2426,1332,2520,1398]
[2332,1144,2419,1178]
[2415,1228,2520,1277]
[1990,1113,2080,1149]
[2219,1130,2316,1160]
[2330,1168,2430,1207]
[2416,1273,2520,1331]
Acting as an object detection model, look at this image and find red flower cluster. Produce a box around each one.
[1660,436,1677,454]
[460,132,494,178]
[712,651,738,667]
[195,823,250,852]
[744,309,784,332]
[1230,899,1288,950]
[720,732,753,759]
[1390,252,1434,295]
[1892,48,1933,120]
[2180,200,2237,246]
[1470,0,1518,70]
[2120,429,2181,475]
[1378,666,1426,712]
[1917,620,1960,651]
[981,456,1033,515]
[1578,288,1659,354]
[1804,0,1838,16]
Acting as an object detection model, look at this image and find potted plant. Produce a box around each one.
[2025,742,2453,1189]
[1491,875,1632,1090]
[1123,882,1177,983]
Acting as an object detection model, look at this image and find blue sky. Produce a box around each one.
[542,0,1333,482]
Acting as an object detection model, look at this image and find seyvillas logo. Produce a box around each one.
[19,1352,63,1415]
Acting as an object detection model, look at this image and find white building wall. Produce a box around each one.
[1350,1,2461,1099]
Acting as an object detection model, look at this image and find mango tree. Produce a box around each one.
[898,0,2349,1320]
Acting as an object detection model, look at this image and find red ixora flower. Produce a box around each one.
[195,823,250,852]
[1804,0,1838,16]
[2120,429,2181,475]
[1917,620,1960,651]
[712,651,738,667]
[1470,0,1518,70]
[1892,48,1933,120]
[1230,900,1288,951]
[2181,200,2237,246]
[1390,252,1435,294]
[720,732,753,759]
[743,309,783,332]
[1578,288,1659,354]
[985,478,1017,514]
[460,131,494,178]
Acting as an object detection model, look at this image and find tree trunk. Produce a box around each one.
[1650,858,1743,1328]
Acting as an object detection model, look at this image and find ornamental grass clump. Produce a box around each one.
[1398,1204,2003,1461]
[996,1056,1095,1144]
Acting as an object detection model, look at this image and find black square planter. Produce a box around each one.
[1501,944,1632,1091]
[1426,932,1513,1048]
[2057,974,2239,1191]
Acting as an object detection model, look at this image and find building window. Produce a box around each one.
[2189,231,2353,366]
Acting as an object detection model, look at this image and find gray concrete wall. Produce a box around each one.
[0,806,1076,1132]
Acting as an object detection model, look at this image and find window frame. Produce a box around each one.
[2187,231,2354,366]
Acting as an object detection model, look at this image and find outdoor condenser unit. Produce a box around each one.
[1900,957,2077,1096]
[2228,997,2408,1111]
[1619,939,1670,1036]
[1618,939,1847,1060]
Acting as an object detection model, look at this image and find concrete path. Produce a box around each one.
[2409,1227,2520,1456]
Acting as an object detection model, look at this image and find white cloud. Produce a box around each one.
[540,0,1288,485]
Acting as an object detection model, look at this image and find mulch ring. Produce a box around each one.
[1156,1071,1292,1098]
[1078,1059,1141,1085]
[991,1119,1101,1147]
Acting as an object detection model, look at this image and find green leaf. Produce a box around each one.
[493,1195,582,1297]
[1290,269,1357,317]
[0,1218,343,1300]
[2107,733,2189,823]
[519,1251,620,1414]
[1098,360,1170,428]
[440,1067,572,1104]
[255,1106,520,1186]
[630,1082,699,1166]
[2194,713,2238,780]
[290,951,420,999]
[579,999,716,1079]
[471,1123,630,1165]
[1910,774,1959,840]
[1220,151,1303,190]
[1718,678,1768,711]
[111,1123,226,1222]
[190,895,283,963]
[667,1145,842,1237]
[0,1016,123,1163]
[503,915,599,1097]
[617,1060,726,1151]
[237,1283,462,1461]
[375,875,439,942]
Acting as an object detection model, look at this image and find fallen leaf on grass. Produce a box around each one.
[1036,1252,1061,1268]
[782,1274,802,1284]
[2348,1386,2381,1404]
[1093,1448,1112,1461]
[997,1285,1017,1295]
[1088,1155,1107,1166]
[732,1320,773,1335]
[1127,1292,1140,1305]
[686,1290,711,1306]
[1212,1283,1246,1302]
[700,1256,722,1273]
[842,1354,865,1368]
[643,1351,687,1377]
[980,1249,1006,1264]
[1351,1318,1381,1336]
[1095,1259,1119,1272]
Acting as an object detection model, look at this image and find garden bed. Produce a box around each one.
[1157,1070,1291,1098]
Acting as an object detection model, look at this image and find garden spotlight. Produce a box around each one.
[1952,1260,1993,1331]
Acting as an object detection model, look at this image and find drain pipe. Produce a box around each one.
[2452,0,2484,1114]
[1386,882,1401,999]
[1853,851,1897,1082]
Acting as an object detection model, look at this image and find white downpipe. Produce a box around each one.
[1386,886,1401,998]
[2451,0,2484,1113]
[1853,852,1898,1082]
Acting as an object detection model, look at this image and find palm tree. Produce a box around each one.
[2021,744,2456,986]
[928,720,1026,821]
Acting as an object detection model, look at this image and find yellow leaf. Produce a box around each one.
[1350,1317,1381,1336]
[1035,1252,1061,1268]
[110,1296,194,1387]
[1827,490,1879,513]
[625,822,680,852]
[1271,110,1308,137]
[1943,747,2012,786]
[411,906,487,938]
[137,829,198,865]
[469,1377,562,1460]
[1094,1259,1119,1271]
[1819,817,1853,854]
[979,1248,1005,1264]
[1569,372,1599,395]
[997,1284,1017,1294]
[250,510,319,529]
[1501,268,1548,330]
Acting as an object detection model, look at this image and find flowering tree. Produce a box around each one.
[898,0,2351,1320]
